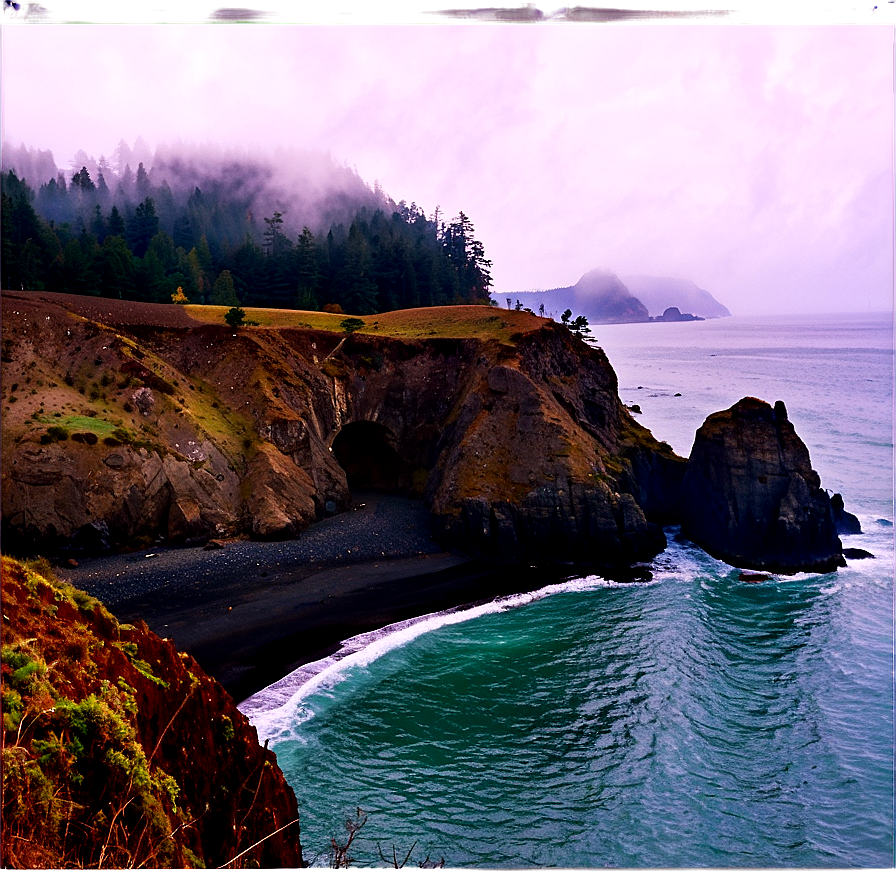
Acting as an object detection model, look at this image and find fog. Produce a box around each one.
[2,21,892,314]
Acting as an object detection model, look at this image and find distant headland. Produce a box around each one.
[491,268,731,325]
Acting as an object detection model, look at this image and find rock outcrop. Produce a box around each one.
[680,397,844,573]
[654,306,703,322]
[1,293,856,575]
[1,292,681,569]
[428,323,673,564]
[0,556,304,868]
[622,274,731,319]
[831,492,862,535]
[491,268,650,324]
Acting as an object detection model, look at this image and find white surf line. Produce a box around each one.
[238,574,611,739]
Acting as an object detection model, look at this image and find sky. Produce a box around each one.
[1,6,894,315]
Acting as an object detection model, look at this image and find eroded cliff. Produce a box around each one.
[3,292,854,575]
[1,556,303,868]
[1,292,682,568]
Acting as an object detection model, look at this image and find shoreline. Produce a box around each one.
[59,493,630,703]
[68,547,601,704]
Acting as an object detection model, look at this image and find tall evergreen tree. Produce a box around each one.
[127,197,159,257]
[107,205,126,238]
[71,166,96,194]
[335,221,378,314]
[90,204,107,243]
[211,269,238,306]
[100,235,137,300]
[295,226,321,310]
[135,162,151,199]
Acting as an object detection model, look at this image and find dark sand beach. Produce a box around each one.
[62,493,580,702]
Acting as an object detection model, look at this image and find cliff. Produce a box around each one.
[1,291,679,569]
[1,292,853,576]
[622,274,731,319]
[0,556,304,868]
[427,322,675,563]
[572,269,650,323]
[680,398,844,573]
[491,268,650,324]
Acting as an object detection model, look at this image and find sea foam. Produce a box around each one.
[239,574,609,742]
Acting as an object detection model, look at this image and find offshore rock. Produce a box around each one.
[680,397,844,574]
[831,492,862,535]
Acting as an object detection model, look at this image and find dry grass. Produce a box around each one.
[185,304,549,345]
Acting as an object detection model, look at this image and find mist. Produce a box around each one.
[1,138,398,241]
[2,22,892,315]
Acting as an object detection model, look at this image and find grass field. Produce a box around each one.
[184,303,548,344]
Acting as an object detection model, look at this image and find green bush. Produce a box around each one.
[340,317,365,335]
[224,306,246,329]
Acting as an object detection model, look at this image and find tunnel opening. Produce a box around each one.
[332,421,405,493]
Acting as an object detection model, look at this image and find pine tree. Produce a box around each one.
[295,226,321,310]
[100,235,136,300]
[128,197,159,257]
[211,269,239,306]
[107,205,126,238]
[71,166,96,193]
[135,162,151,200]
[439,211,491,303]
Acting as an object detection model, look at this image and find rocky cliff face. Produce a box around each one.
[427,324,674,563]
[1,556,304,868]
[491,268,651,324]
[1,292,680,569]
[2,293,853,575]
[680,397,844,573]
[622,274,731,319]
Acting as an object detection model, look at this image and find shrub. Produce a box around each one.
[340,317,365,335]
[224,306,245,329]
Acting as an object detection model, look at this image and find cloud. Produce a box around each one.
[1,21,891,314]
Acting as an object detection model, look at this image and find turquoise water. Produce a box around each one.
[241,313,894,868]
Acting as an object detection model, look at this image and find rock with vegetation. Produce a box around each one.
[492,268,650,325]
[2,292,852,574]
[680,397,845,573]
[1,292,680,567]
[428,323,676,564]
[1,556,304,868]
[622,274,731,319]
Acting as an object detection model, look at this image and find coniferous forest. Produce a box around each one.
[1,142,493,313]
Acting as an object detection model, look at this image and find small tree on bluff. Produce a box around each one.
[340,317,365,335]
[224,305,245,329]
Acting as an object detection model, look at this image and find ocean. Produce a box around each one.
[240,312,894,868]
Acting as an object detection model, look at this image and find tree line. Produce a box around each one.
[1,160,493,314]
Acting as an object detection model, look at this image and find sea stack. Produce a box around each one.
[680,397,844,574]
